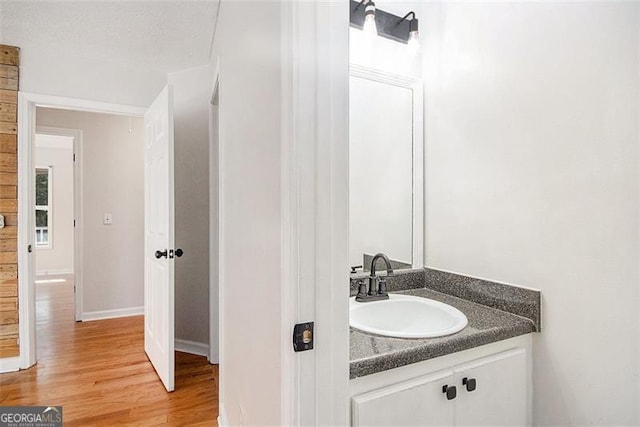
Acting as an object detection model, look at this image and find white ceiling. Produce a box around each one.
[0,1,219,73]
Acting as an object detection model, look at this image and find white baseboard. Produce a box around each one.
[82,306,143,321]
[175,338,209,357]
[0,356,20,373]
[36,269,73,277]
[218,402,229,427]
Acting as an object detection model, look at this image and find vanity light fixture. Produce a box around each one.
[350,0,420,51]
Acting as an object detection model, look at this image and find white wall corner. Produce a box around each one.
[175,339,209,358]
[81,306,143,322]
[0,356,21,373]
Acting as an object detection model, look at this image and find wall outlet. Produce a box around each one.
[103,213,113,225]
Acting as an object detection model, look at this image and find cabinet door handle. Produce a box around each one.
[442,385,457,400]
[462,377,477,392]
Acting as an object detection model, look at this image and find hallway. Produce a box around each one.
[0,277,219,425]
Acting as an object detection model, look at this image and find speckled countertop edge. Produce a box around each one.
[349,287,536,379]
[424,268,541,331]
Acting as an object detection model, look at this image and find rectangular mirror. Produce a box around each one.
[349,65,423,271]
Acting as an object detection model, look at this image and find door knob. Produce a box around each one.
[155,250,168,259]
[442,385,457,400]
[175,249,184,258]
[462,377,477,392]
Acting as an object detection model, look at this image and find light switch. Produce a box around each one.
[103,213,113,225]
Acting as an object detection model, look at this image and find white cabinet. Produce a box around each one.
[455,348,526,426]
[352,370,455,426]
[351,347,528,426]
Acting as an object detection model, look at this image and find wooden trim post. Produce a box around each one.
[0,45,20,360]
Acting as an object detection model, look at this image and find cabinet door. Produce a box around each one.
[455,348,527,427]
[352,369,455,426]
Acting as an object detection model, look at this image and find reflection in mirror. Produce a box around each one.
[349,67,423,272]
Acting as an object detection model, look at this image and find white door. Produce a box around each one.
[351,370,456,426]
[144,85,175,392]
[455,348,527,426]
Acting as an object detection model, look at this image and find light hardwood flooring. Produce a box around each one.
[0,276,219,426]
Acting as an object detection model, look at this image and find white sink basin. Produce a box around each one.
[350,294,468,338]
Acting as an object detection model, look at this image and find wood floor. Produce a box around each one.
[0,277,219,426]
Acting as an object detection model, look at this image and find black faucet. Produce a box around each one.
[355,253,394,302]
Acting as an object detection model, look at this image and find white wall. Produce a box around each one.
[36,108,145,317]
[422,2,639,425]
[34,142,74,275]
[168,65,212,350]
[210,1,283,424]
[16,49,166,108]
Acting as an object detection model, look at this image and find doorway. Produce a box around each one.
[16,95,146,369]
[17,91,217,394]
[32,129,76,355]
[34,108,145,323]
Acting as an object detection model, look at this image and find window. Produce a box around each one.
[35,167,52,248]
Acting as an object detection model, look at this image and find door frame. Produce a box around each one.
[17,92,145,369]
[208,62,220,366]
[34,125,82,320]
[211,1,349,422]
[279,1,350,425]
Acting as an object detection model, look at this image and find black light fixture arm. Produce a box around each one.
[398,11,416,24]
[398,11,419,35]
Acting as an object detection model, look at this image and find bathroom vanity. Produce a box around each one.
[348,54,541,427]
[348,268,540,426]
[350,337,530,426]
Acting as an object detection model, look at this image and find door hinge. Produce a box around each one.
[73,153,76,162]
[74,220,76,227]
[74,285,76,293]
[293,322,314,352]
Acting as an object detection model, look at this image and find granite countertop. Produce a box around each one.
[349,287,536,379]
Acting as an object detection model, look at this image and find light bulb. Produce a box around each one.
[408,30,420,56]
[363,14,377,37]
[363,2,377,37]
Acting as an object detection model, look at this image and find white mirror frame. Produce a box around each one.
[349,64,424,268]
